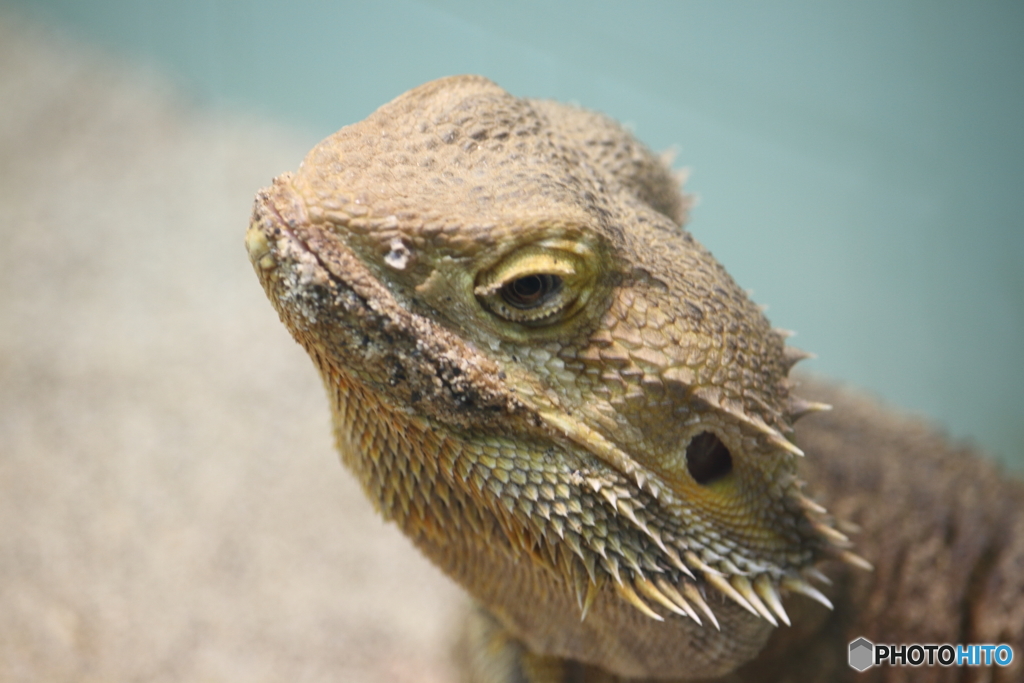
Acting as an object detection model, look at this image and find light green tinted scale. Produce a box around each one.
[539,483,556,501]
[522,484,540,501]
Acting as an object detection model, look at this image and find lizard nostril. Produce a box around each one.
[686,432,733,485]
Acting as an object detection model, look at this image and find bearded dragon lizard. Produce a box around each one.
[245,76,1023,682]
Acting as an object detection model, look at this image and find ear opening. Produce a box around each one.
[685,431,733,485]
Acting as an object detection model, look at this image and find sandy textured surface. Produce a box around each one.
[0,15,463,683]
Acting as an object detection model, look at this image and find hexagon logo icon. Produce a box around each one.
[849,637,874,671]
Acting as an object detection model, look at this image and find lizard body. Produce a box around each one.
[245,76,1023,681]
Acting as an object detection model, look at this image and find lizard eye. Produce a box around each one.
[500,274,563,309]
[474,242,596,327]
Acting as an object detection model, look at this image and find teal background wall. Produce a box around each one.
[7,0,1022,467]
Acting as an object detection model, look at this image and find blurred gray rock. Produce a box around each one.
[0,14,462,683]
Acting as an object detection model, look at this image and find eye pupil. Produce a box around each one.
[501,274,562,309]
[511,275,543,301]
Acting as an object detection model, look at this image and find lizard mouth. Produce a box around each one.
[246,173,363,306]
[246,174,539,434]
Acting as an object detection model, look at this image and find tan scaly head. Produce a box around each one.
[244,75,869,678]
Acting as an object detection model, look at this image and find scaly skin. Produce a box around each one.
[245,76,1023,682]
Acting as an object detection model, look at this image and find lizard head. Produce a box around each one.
[246,75,868,677]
